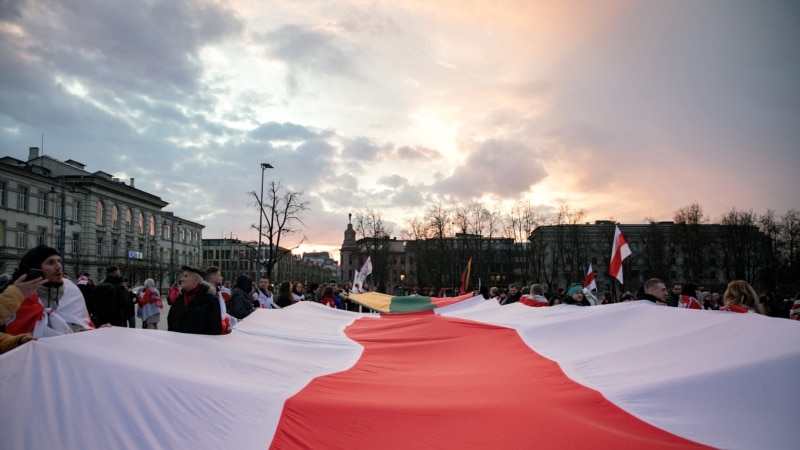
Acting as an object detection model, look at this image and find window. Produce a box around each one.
[17,186,29,211]
[137,212,144,234]
[37,227,46,246]
[17,223,28,248]
[72,233,80,253]
[0,221,5,246]
[0,180,7,206]
[112,239,119,257]
[148,215,155,236]
[95,200,104,226]
[38,191,49,215]
[74,201,82,222]
[96,237,104,256]
[111,205,119,228]
[55,233,62,252]
[125,208,132,231]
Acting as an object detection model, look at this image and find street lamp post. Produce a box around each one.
[257,163,273,278]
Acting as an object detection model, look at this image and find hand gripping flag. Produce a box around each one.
[459,257,472,295]
[609,225,631,283]
[583,263,597,291]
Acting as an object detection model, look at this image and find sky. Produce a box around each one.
[1,0,798,262]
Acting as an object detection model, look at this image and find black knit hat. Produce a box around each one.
[12,245,60,279]
[235,274,253,293]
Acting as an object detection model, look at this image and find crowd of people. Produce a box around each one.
[491,278,799,319]
[1,245,799,353]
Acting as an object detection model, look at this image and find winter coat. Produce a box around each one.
[167,286,223,335]
[230,287,255,320]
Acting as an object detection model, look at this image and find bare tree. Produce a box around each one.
[673,202,708,282]
[250,181,309,280]
[503,201,545,285]
[402,216,434,288]
[552,204,587,286]
[779,209,800,281]
[354,208,394,292]
[422,201,453,290]
[719,208,764,284]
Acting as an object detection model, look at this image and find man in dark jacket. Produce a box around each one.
[230,275,255,320]
[500,283,522,305]
[90,265,128,326]
[639,278,668,305]
[167,266,222,335]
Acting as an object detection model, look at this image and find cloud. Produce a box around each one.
[249,121,331,142]
[433,139,548,200]
[262,23,362,93]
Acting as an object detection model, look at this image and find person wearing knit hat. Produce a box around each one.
[563,284,589,306]
[229,274,255,320]
[4,245,94,337]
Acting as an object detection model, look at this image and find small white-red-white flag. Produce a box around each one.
[583,263,597,291]
[609,225,632,284]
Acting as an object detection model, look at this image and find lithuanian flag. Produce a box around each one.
[349,291,474,313]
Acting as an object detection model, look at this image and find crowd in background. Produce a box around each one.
[1,245,799,352]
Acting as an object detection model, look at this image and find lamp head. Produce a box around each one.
[261,163,273,169]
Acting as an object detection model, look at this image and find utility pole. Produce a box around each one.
[58,177,66,257]
[257,163,273,278]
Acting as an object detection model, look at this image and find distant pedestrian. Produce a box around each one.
[138,278,163,329]
[90,265,128,327]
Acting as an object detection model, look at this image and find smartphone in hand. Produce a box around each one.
[26,268,44,279]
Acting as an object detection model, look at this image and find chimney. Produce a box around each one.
[130,178,135,188]
[28,147,39,160]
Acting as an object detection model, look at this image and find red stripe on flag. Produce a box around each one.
[270,315,707,449]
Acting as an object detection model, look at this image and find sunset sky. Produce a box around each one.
[1,0,798,260]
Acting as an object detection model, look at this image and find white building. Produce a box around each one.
[0,148,203,289]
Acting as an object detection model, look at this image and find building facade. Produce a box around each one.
[201,239,336,286]
[529,220,769,294]
[339,219,769,295]
[1,148,203,289]
[339,219,519,294]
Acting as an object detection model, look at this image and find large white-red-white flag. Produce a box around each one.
[609,225,631,283]
[1,298,797,449]
[583,263,597,291]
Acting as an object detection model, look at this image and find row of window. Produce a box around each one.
[1,179,199,245]
[95,201,199,244]
[0,222,198,263]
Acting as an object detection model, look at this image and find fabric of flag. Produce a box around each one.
[583,263,597,291]
[459,257,472,295]
[0,299,797,449]
[609,225,632,283]
[355,256,372,289]
[349,291,474,314]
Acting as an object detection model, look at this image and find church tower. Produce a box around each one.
[339,214,358,283]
